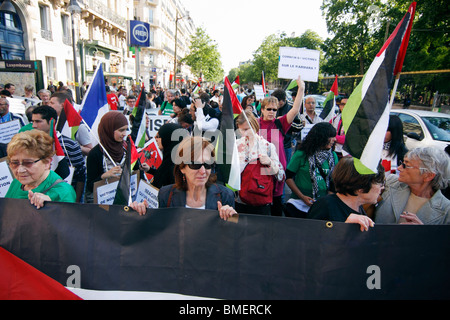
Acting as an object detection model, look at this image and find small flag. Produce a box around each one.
[285,79,298,91]
[215,77,241,191]
[113,136,132,206]
[192,82,201,94]
[57,99,82,140]
[231,76,240,90]
[50,119,66,173]
[342,2,416,174]
[319,75,338,122]
[79,64,109,141]
[131,84,147,147]
[261,71,267,96]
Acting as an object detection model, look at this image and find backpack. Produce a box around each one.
[239,159,274,206]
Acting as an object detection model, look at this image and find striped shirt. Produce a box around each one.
[58,134,86,185]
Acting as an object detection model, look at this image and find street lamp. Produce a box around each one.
[68,0,81,104]
[173,12,189,89]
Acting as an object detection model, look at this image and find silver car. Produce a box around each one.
[390,109,450,150]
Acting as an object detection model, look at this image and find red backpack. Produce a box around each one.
[239,159,274,206]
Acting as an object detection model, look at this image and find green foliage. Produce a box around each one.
[180,27,224,82]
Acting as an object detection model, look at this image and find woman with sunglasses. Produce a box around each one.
[375,147,450,225]
[5,130,76,208]
[158,136,236,220]
[258,75,304,216]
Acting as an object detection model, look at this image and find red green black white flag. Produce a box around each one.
[342,2,416,174]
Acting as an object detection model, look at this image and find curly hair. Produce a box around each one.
[7,129,54,164]
[297,122,336,157]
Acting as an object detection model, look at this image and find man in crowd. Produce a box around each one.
[0,96,25,127]
[49,92,93,156]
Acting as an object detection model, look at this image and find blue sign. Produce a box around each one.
[128,20,150,47]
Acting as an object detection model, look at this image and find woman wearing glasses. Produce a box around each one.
[375,147,450,225]
[308,156,385,232]
[258,75,304,216]
[158,136,237,221]
[5,130,76,208]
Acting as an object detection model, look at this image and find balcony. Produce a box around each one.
[40,29,53,41]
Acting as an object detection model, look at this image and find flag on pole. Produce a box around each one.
[50,119,66,173]
[342,2,416,174]
[231,76,240,90]
[319,75,338,122]
[79,64,109,141]
[131,83,147,148]
[215,77,242,191]
[285,79,298,91]
[261,71,267,96]
[113,136,132,206]
[192,82,201,94]
[56,99,83,140]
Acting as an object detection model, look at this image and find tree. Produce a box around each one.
[180,27,224,82]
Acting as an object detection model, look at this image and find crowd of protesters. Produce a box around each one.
[2,77,450,231]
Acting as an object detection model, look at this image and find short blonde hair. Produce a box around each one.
[261,96,278,110]
[7,130,54,164]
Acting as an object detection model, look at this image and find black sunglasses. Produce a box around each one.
[187,162,214,170]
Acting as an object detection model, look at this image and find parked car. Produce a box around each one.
[390,109,450,150]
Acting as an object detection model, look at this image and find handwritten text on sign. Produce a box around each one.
[278,47,320,82]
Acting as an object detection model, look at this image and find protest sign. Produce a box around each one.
[253,85,265,100]
[137,138,162,182]
[146,115,171,138]
[134,180,159,208]
[94,173,138,205]
[0,119,21,144]
[278,47,320,82]
[0,160,13,198]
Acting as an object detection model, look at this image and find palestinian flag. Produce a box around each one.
[192,82,201,94]
[261,71,267,96]
[231,76,239,90]
[113,136,132,206]
[285,79,298,91]
[342,2,416,174]
[131,84,147,147]
[0,247,81,300]
[56,99,83,140]
[50,119,66,173]
[215,77,242,191]
[319,75,338,122]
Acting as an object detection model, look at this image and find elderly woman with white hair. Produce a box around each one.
[374,146,450,225]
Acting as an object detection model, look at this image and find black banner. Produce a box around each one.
[0,198,449,300]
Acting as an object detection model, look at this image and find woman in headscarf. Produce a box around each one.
[85,111,129,203]
[141,122,188,189]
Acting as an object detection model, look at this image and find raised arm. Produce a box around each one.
[286,75,305,124]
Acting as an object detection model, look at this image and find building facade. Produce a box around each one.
[0,0,196,99]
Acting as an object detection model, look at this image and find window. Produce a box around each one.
[61,15,71,45]
[39,5,52,40]
[46,56,57,81]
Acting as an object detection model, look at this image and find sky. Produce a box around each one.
[180,0,330,74]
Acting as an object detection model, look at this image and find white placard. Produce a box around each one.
[147,115,171,138]
[278,47,320,82]
[7,97,26,114]
[96,173,138,205]
[134,180,159,209]
[0,119,21,144]
[301,123,314,140]
[253,85,265,100]
[0,161,13,198]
